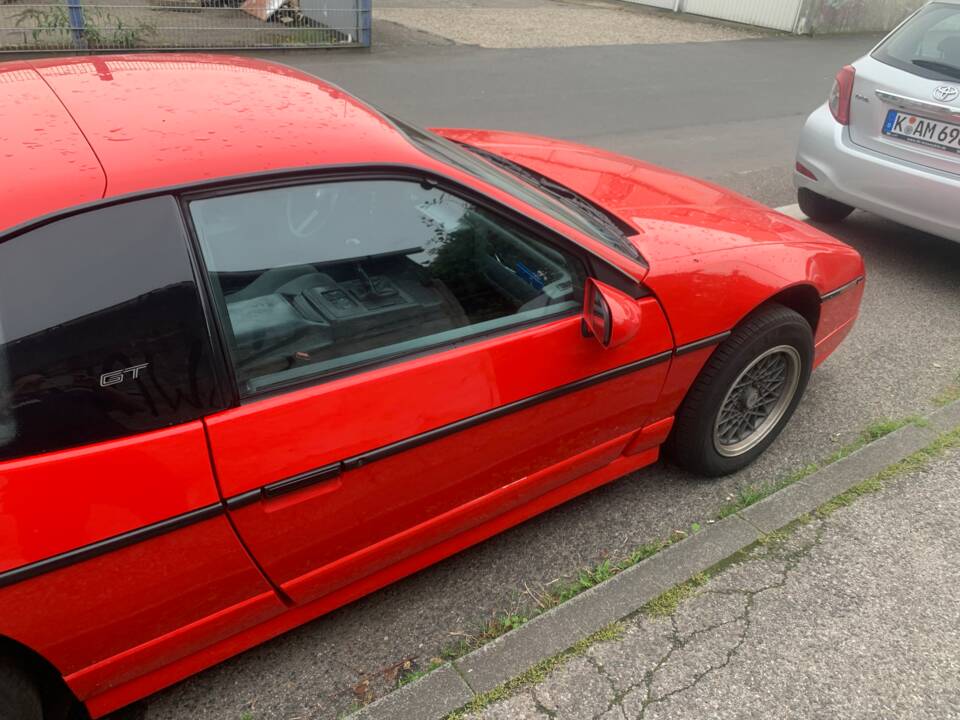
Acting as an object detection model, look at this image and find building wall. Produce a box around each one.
[624,0,927,34]
[796,0,926,35]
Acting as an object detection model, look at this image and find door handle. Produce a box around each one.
[261,463,342,500]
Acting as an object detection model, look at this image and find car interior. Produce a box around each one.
[190,180,582,392]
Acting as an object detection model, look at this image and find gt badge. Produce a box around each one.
[100,363,149,387]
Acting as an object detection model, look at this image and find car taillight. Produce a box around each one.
[795,162,817,181]
[828,65,856,125]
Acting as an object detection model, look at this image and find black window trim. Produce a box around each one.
[0,163,648,291]
[176,164,650,403]
[174,199,241,409]
[0,162,650,411]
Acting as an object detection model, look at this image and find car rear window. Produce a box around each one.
[873,2,960,82]
[0,197,224,461]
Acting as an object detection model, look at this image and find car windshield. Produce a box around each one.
[873,2,960,81]
[386,116,643,263]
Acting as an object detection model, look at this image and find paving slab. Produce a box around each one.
[533,656,615,719]
[671,590,747,638]
[472,692,545,719]
[586,620,672,692]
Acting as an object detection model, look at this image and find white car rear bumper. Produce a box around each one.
[795,103,960,243]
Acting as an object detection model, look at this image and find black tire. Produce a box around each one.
[797,188,854,223]
[0,657,42,720]
[667,304,813,477]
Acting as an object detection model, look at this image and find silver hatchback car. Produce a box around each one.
[796,1,960,242]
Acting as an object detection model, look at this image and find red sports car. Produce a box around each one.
[0,55,863,718]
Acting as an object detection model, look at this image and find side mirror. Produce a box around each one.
[582,279,642,349]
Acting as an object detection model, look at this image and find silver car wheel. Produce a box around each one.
[713,345,802,458]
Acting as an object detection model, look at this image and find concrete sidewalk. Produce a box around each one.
[455,448,960,719]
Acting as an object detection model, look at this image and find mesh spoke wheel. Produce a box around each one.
[666,303,814,477]
[712,345,802,457]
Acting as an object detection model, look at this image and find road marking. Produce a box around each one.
[774,203,807,220]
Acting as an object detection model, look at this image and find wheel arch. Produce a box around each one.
[762,284,821,335]
[0,635,79,720]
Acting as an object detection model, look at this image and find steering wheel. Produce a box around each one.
[285,185,339,239]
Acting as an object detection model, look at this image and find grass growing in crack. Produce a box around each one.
[437,533,690,663]
[440,613,531,661]
[933,372,960,407]
[336,703,365,720]
[641,572,709,618]
[443,623,625,720]
[718,417,918,519]
[816,426,960,518]
[396,657,445,688]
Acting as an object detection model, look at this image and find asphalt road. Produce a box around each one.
[118,32,960,720]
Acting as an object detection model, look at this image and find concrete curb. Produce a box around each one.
[353,399,960,720]
[774,203,805,220]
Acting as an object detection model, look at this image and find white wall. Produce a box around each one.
[797,0,925,34]
[622,0,927,34]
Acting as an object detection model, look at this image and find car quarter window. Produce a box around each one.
[0,197,225,462]
[189,178,587,395]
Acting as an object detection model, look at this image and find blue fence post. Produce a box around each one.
[359,0,371,47]
[66,0,87,49]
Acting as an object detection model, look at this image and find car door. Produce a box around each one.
[0,197,284,713]
[191,173,674,606]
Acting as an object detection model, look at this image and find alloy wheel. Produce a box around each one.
[713,345,802,458]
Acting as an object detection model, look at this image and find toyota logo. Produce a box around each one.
[933,85,959,102]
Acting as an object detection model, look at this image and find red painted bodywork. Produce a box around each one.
[0,54,864,717]
[208,304,673,605]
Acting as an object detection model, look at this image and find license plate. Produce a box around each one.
[883,109,960,154]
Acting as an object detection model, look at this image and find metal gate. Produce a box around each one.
[0,0,369,51]
[631,0,674,9]
[622,0,804,32]
[681,0,802,32]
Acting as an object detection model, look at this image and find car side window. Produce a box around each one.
[189,179,587,395]
[0,197,224,462]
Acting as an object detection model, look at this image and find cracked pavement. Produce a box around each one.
[464,448,960,720]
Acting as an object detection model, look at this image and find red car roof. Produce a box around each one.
[1,54,424,232]
[1,60,106,231]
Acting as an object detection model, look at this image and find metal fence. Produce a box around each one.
[0,0,369,51]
